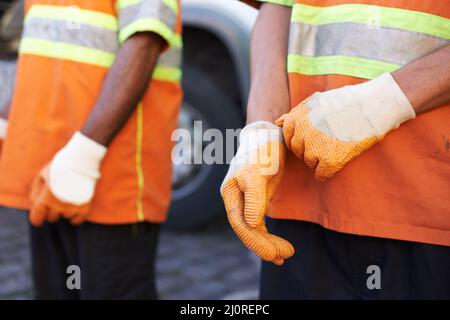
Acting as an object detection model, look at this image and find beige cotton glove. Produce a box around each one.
[30,132,107,226]
[221,121,295,265]
[276,73,415,180]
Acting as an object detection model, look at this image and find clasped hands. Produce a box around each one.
[222,73,415,264]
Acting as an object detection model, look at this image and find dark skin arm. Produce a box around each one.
[393,44,450,114]
[81,32,164,146]
[246,3,291,123]
[248,4,449,123]
[241,0,262,9]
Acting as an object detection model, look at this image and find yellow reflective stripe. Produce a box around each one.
[119,18,182,48]
[292,4,450,40]
[19,38,115,68]
[25,5,118,31]
[288,54,400,80]
[117,0,141,9]
[135,102,145,222]
[153,65,181,82]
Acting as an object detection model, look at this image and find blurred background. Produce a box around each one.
[0,0,262,299]
[0,208,260,299]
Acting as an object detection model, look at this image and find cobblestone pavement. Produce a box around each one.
[0,207,260,300]
[0,208,32,300]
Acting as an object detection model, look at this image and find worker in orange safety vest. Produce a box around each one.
[0,0,182,299]
[222,0,450,299]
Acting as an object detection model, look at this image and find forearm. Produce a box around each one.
[241,0,262,9]
[81,32,164,146]
[246,3,291,124]
[393,44,450,114]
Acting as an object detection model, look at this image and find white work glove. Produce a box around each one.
[30,132,107,226]
[221,121,294,265]
[276,72,416,180]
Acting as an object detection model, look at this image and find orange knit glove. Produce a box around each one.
[29,132,107,227]
[276,73,415,181]
[30,166,91,226]
[221,122,294,265]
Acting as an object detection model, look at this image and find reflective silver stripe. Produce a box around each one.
[23,17,119,53]
[0,60,17,107]
[289,22,450,66]
[119,0,176,31]
[157,47,181,68]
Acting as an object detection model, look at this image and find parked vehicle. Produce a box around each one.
[0,0,22,57]
[0,0,257,229]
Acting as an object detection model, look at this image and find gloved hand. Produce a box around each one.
[0,118,7,154]
[221,121,294,265]
[30,132,107,226]
[276,73,415,181]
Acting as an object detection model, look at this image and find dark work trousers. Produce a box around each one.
[260,218,450,300]
[30,219,160,300]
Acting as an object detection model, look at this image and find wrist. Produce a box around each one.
[49,132,107,205]
[246,100,291,124]
[350,72,416,132]
[221,121,284,192]
[53,132,107,178]
[392,71,424,113]
[238,121,283,154]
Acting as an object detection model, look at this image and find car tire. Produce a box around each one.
[165,64,243,230]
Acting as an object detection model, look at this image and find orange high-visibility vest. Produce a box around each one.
[248,0,450,246]
[0,0,183,224]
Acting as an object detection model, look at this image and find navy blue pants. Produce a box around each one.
[30,220,160,300]
[260,218,450,299]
